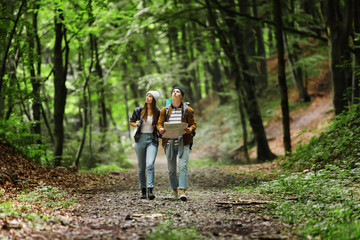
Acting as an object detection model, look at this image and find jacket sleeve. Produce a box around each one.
[129,107,141,123]
[187,107,197,133]
[156,107,166,131]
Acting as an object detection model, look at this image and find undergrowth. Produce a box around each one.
[0,182,75,226]
[0,117,47,164]
[18,182,76,208]
[146,220,203,240]
[284,108,360,171]
[257,106,360,239]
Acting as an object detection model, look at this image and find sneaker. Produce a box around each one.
[172,189,178,199]
[179,189,187,201]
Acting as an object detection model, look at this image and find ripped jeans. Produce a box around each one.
[164,141,190,190]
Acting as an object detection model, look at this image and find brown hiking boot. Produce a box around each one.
[179,189,187,201]
[172,188,178,199]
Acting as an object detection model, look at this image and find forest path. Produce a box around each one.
[67,165,294,240]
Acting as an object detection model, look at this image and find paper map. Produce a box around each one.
[162,122,188,138]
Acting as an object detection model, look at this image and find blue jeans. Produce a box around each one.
[165,143,190,190]
[134,133,158,189]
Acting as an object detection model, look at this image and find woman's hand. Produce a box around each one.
[159,128,166,134]
[184,127,191,134]
[130,121,140,128]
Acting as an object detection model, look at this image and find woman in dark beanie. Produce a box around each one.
[157,87,196,201]
[129,91,160,200]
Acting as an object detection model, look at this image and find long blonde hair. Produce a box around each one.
[141,98,159,125]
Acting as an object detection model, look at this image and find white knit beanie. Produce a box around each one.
[147,91,160,103]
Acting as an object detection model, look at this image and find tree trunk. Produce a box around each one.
[88,85,95,167]
[75,29,93,167]
[301,0,323,36]
[206,0,275,162]
[180,24,195,103]
[75,75,89,167]
[41,104,54,144]
[267,23,273,56]
[27,2,41,145]
[239,50,276,162]
[325,0,353,115]
[206,10,228,104]
[236,1,276,162]
[94,38,108,134]
[283,34,310,102]
[5,49,20,121]
[284,1,310,103]
[353,0,360,104]
[239,0,259,93]
[189,23,202,102]
[234,74,250,163]
[274,0,291,155]
[124,83,132,139]
[252,0,268,90]
[53,4,68,166]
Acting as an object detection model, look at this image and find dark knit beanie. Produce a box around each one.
[172,86,184,96]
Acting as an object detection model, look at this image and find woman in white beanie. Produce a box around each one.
[129,91,160,200]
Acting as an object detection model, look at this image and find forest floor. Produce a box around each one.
[0,155,295,239]
[0,90,333,239]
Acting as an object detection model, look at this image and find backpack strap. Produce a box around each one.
[183,102,189,123]
[165,103,189,123]
[165,105,170,122]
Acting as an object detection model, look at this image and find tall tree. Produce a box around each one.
[206,0,276,162]
[284,0,310,103]
[252,0,268,91]
[353,0,360,104]
[274,0,291,155]
[53,2,69,166]
[26,0,42,146]
[324,0,353,115]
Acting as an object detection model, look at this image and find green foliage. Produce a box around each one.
[62,128,133,169]
[146,220,203,240]
[18,182,76,208]
[0,201,43,221]
[88,163,132,174]
[284,107,360,170]
[0,183,75,223]
[194,93,249,162]
[0,117,47,164]
[187,157,222,169]
[256,106,360,239]
[258,166,360,239]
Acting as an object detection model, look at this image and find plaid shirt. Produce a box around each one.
[129,107,160,146]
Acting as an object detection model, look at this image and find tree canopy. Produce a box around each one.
[0,0,359,167]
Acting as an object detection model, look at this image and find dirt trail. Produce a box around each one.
[103,151,291,239]
[67,166,293,239]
